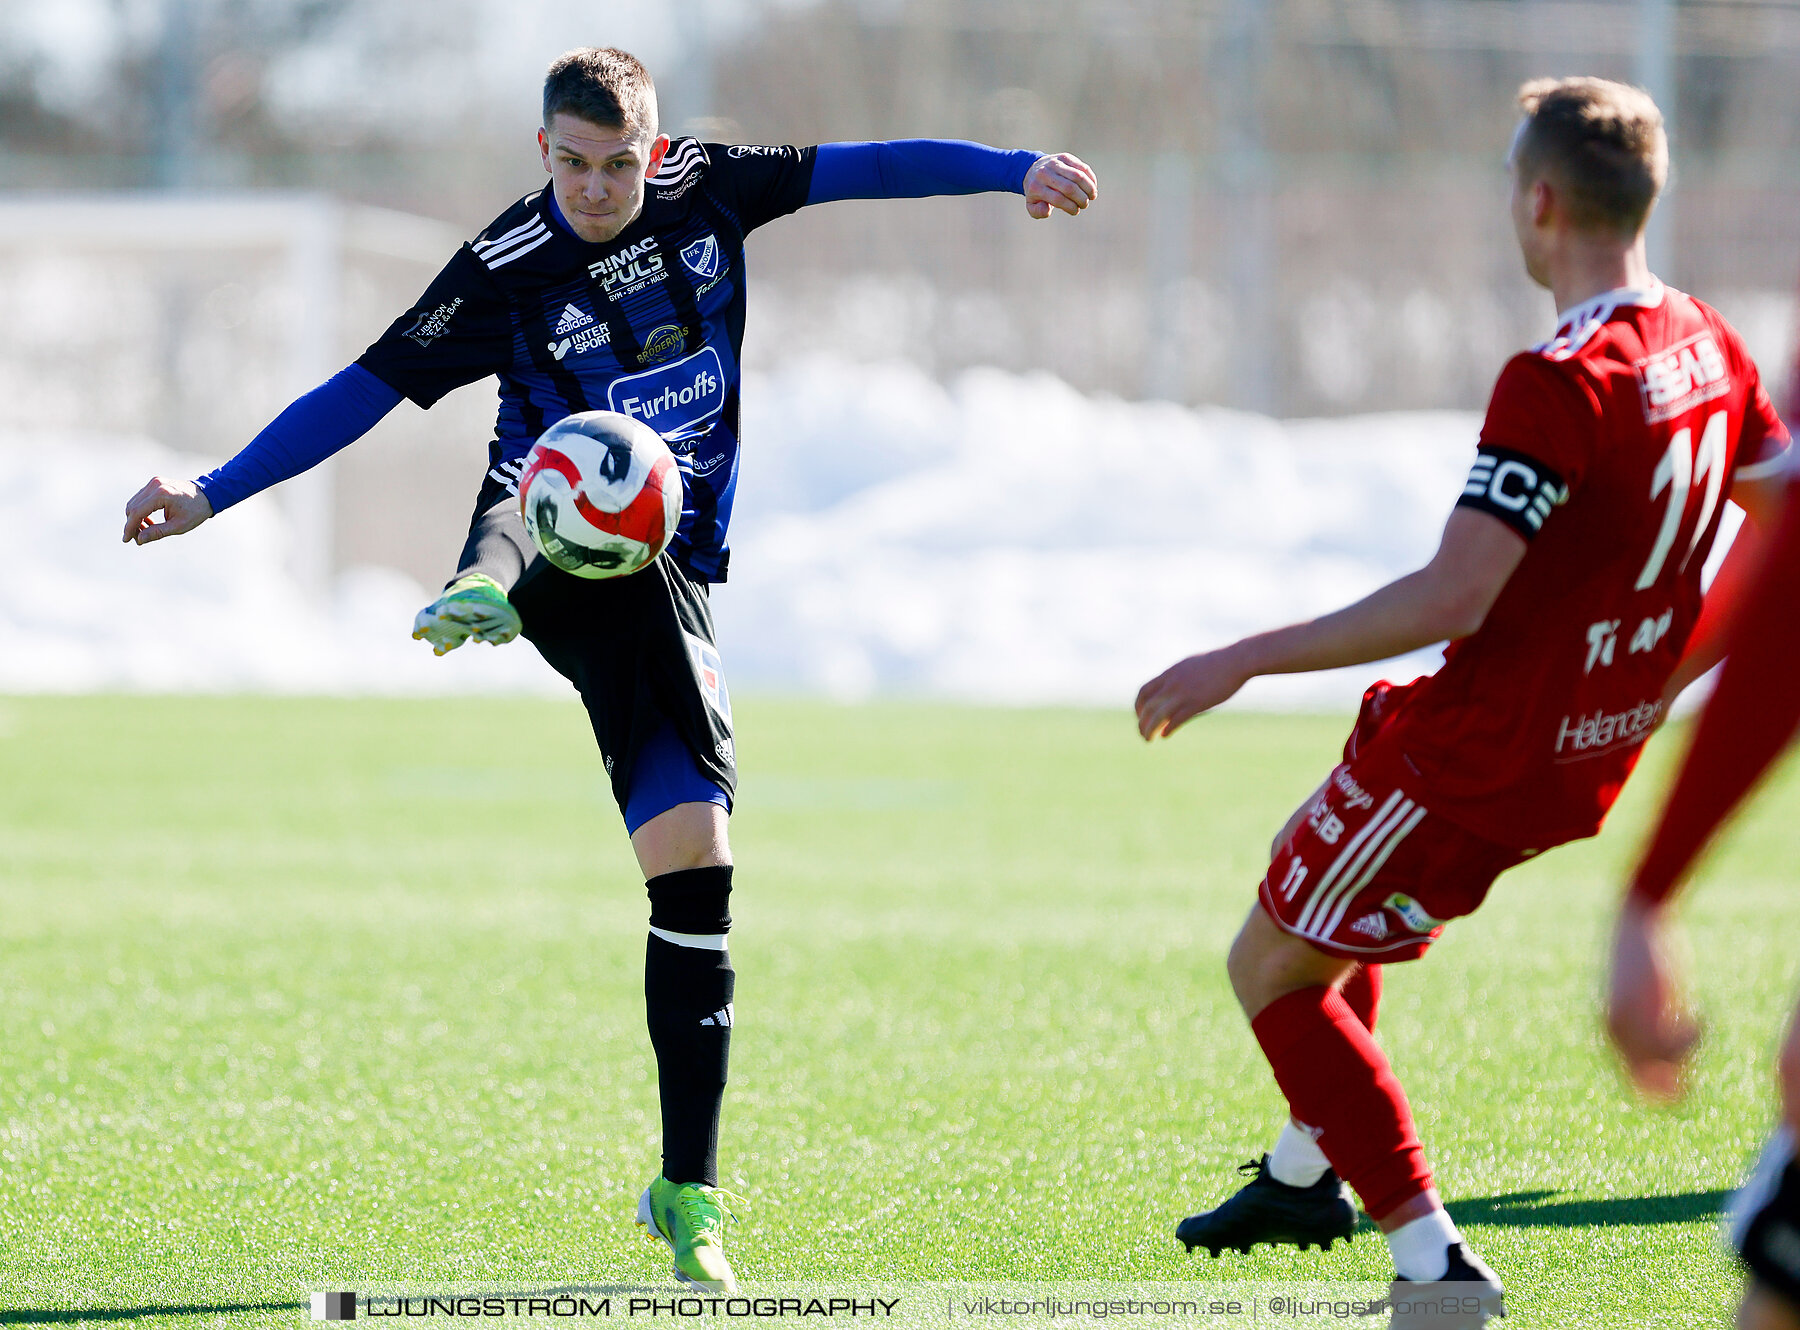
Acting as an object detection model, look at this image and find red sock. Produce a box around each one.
[1251,985,1431,1220]
[1341,963,1382,1032]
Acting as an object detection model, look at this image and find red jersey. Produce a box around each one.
[1373,282,1791,850]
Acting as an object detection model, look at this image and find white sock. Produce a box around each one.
[1266,1119,1331,1188]
[1385,1209,1461,1281]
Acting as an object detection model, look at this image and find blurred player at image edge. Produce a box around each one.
[1606,466,1800,1329]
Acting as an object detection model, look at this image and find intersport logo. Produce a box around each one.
[547,321,611,361]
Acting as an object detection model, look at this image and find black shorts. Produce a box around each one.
[453,488,737,818]
[1731,1127,1800,1308]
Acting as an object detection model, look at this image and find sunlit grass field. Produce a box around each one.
[1,696,1796,1327]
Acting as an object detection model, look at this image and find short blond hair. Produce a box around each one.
[543,47,658,139]
[1514,76,1667,235]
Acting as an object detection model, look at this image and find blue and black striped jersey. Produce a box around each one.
[358,139,818,582]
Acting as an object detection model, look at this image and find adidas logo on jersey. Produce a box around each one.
[553,303,593,335]
[1349,912,1389,941]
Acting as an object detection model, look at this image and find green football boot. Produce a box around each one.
[411,573,522,655]
[636,1175,746,1293]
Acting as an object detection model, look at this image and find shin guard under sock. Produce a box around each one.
[1251,985,1432,1221]
[645,865,735,1186]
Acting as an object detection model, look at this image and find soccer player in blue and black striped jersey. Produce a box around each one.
[124,46,1096,1291]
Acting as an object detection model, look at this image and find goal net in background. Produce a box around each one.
[0,192,497,594]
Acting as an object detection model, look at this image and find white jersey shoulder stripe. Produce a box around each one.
[648,139,709,185]
[474,222,548,261]
[652,137,707,168]
[474,217,549,262]
[649,151,707,184]
[482,228,553,269]
[1534,279,1667,362]
[473,212,549,254]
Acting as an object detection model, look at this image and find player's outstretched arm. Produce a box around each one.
[1135,508,1526,740]
[122,364,401,548]
[1607,475,1800,1101]
[803,140,1095,218]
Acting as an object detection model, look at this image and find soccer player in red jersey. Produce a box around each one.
[1136,76,1792,1319]
[1606,474,1800,1330]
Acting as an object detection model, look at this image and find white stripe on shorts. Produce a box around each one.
[1295,790,1405,935]
[1317,802,1428,940]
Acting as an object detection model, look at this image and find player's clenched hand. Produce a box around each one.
[123,476,213,545]
[1135,649,1251,741]
[1605,897,1702,1102]
[1023,153,1097,219]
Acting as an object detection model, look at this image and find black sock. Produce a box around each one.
[644,865,734,1187]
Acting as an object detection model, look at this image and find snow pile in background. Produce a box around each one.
[1,359,1487,706]
[722,357,1471,707]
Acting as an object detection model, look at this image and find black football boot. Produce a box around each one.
[1175,1155,1359,1257]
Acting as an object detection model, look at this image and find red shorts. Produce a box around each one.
[1258,682,1525,963]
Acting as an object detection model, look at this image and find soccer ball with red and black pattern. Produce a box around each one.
[519,410,683,579]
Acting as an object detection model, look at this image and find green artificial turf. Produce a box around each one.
[1,696,1796,1327]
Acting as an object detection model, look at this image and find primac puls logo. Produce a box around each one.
[588,237,665,299]
[607,347,725,442]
